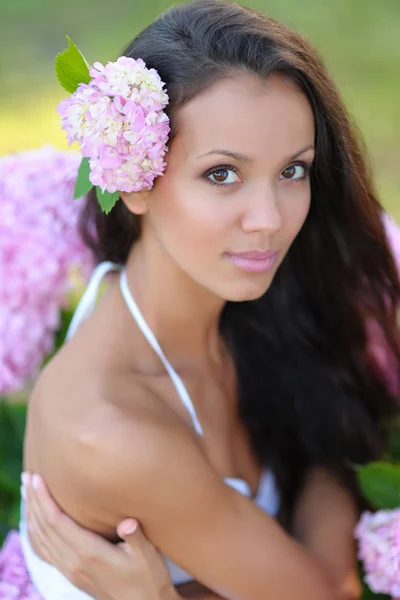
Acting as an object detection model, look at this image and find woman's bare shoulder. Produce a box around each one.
[72,366,202,472]
[29,328,172,424]
[30,343,190,455]
[26,345,200,533]
[67,379,217,532]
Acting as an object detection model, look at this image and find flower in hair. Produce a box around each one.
[55,37,170,213]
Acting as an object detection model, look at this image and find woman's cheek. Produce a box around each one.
[282,189,311,244]
[152,192,219,264]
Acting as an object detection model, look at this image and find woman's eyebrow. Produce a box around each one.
[196,149,252,162]
[196,145,315,163]
[288,145,315,160]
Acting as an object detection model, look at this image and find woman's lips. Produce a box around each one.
[225,250,280,273]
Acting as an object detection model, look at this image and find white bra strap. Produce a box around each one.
[119,269,204,436]
[66,261,122,341]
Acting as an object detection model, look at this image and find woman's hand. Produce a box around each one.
[23,473,180,600]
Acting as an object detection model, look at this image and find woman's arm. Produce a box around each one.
[161,467,362,599]
[292,467,361,599]
[26,475,225,600]
[25,465,360,600]
[64,395,343,600]
[25,475,179,600]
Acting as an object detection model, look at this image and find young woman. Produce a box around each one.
[3,0,400,599]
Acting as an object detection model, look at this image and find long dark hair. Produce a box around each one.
[80,0,400,529]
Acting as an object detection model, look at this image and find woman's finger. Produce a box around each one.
[25,473,103,593]
[28,473,61,527]
[24,473,66,568]
[116,518,138,541]
[24,473,173,598]
[28,503,58,566]
[117,520,173,591]
[24,474,58,565]
[25,471,95,583]
[27,473,131,572]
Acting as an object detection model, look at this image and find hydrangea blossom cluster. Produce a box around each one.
[355,509,400,598]
[0,531,43,599]
[57,56,171,194]
[0,146,94,396]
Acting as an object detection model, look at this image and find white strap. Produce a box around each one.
[66,261,122,341]
[120,269,204,436]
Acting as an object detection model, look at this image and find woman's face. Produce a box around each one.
[138,72,315,302]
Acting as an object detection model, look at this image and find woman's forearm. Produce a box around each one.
[292,467,361,598]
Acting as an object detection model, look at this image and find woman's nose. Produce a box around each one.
[240,186,282,235]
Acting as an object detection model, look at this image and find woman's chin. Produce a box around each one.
[221,277,274,302]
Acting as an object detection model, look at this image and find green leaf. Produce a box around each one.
[54,35,91,94]
[0,400,26,543]
[0,401,26,453]
[357,461,400,510]
[96,187,120,214]
[73,157,93,199]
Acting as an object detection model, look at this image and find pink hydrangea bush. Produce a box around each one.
[0,147,94,397]
[57,56,170,194]
[0,227,64,396]
[0,532,43,599]
[355,509,400,598]
[0,147,93,273]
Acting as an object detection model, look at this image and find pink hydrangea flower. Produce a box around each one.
[0,146,94,396]
[0,531,43,599]
[57,56,170,194]
[355,508,400,598]
[0,227,63,395]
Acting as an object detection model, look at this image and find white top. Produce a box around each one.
[20,261,280,599]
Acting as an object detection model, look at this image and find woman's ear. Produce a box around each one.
[120,190,150,215]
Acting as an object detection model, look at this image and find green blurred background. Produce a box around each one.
[0,0,399,220]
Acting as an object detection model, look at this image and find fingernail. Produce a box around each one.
[20,485,26,501]
[32,474,40,490]
[21,472,29,487]
[121,519,138,535]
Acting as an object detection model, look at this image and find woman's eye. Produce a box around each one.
[280,163,309,182]
[206,167,240,186]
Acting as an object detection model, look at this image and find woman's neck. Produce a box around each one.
[124,238,227,371]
